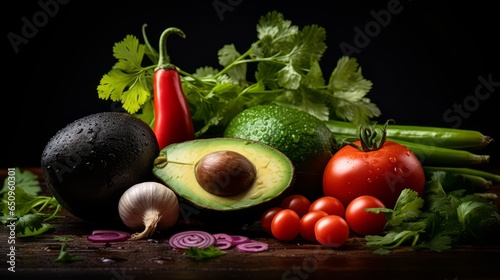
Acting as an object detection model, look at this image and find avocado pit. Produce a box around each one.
[195,150,256,196]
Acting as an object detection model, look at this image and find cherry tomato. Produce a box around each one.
[323,140,425,209]
[261,207,283,235]
[345,195,387,236]
[280,194,311,217]
[271,209,300,241]
[314,215,350,247]
[299,210,328,242]
[309,196,345,218]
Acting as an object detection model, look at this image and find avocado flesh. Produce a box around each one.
[153,138,294,212]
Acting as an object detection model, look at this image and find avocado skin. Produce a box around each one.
[41,112,159,224]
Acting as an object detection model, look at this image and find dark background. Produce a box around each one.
[3,0,499,168]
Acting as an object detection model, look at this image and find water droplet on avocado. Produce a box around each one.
[86,162,94,170]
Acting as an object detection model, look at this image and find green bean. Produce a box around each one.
[325,120,493,150]
[423,166,500,183]
[333,135,490,167]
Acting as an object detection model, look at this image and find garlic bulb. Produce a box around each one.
[118,181,179,240]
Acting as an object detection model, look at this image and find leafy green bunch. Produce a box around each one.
[97,10,381,137]
[365,172,500,254]
[0,168,63,237]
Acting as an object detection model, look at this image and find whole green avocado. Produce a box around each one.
[224,105,338,199]
[41,112,159,224]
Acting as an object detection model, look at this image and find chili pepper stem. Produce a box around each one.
[156,27,186,70]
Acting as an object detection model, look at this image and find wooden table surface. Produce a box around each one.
[2,168,500,280]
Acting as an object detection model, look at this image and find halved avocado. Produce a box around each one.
[152,138,295,223]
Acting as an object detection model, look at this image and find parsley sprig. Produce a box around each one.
[365,173,500,254]
[0,168,63,237]
[97,10,381,137]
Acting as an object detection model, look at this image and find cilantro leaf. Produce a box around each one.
[0,168,63,237]
[97,35,152,115]
[55,244,82,263]
[113,35,145,71]
[327,56,380,124]
[256,10,299,56]
[0,168,40,196]
[184,245,226,260]
[218,44,247,85]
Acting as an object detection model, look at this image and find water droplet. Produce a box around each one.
[42,245,60,252]
[147,239,159,244]
[100,257,127,263]
[86,162,94,170]
[150,257,173,264]
[366,177,372,183]
[371,159,379,166]
[394,167,404,178]
[389,157,397,163]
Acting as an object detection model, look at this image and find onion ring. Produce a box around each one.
[213,233,234,250]
[236,241,269,252]
[168,230,216,249]
[230,235,250,245]
[87,230,130,243]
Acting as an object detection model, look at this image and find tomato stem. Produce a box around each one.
[347,119,394,152]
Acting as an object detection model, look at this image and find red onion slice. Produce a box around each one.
[230,235,250,245]
[214,239,233,250]
[213,233,234,250]
[168,230,216,249]
[87,230,130,243]
[236,241,269,252]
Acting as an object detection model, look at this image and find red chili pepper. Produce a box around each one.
[152,27,195,150]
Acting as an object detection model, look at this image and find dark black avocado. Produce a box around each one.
[41,112,159,224]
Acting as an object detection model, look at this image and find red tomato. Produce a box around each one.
[323,140,425,209]
[314,215,350,247]
[280,194,311,217]
[345,195,387,236]
[299,210,329,242]
[309,196,345,218]
[261,207,283,235]
[271,209,300,241]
